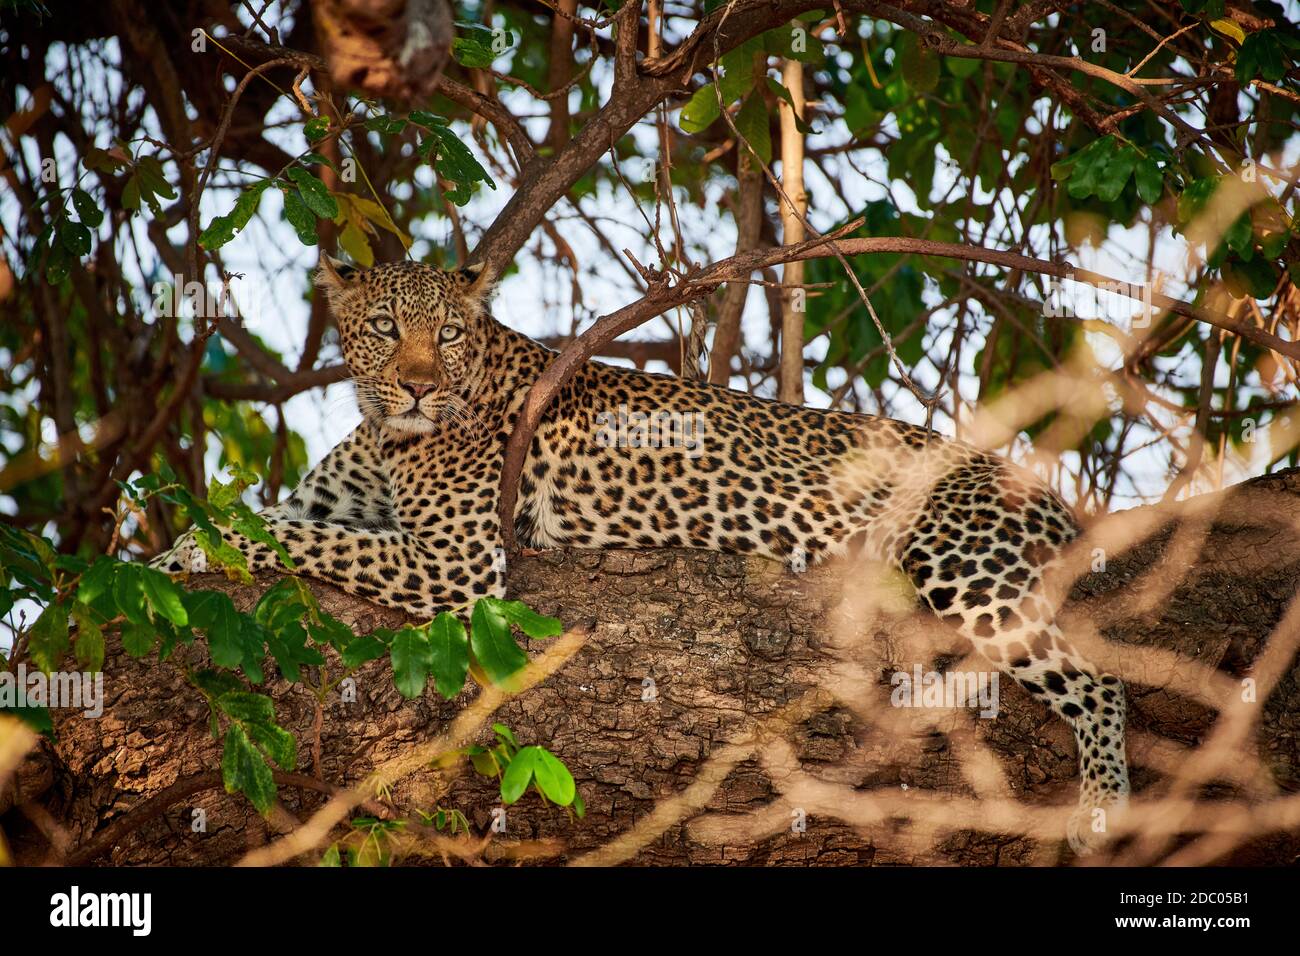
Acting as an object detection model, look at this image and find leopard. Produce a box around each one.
[154,255,1130,851]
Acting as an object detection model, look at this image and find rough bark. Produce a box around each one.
[6,469,1300,866]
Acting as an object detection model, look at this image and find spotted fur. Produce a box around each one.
[154,258,1129,848]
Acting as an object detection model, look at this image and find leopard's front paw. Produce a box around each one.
[149,533,208,575]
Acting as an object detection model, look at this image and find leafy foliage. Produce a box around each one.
[465,723,584,814]
[0,473,570,819]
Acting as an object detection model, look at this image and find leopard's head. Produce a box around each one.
[316,256,495,435]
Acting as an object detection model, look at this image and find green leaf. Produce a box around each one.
[307,612,354,652]
[719,39,761,103]
[207,466,256,510]
[409,109,441,129]
[0,525,57,580]
[58,220,92,257]
[1209,18,1246,45]
[253,578,308,630]
[469,599,527,685]
[946,55,981,79]
[112,563,148,625]
[282,187,318,245]
[390,626,432,699]
[183,587,266,676]
[27,604,69,673]
[71,603,105,672]
[222,723,276,814]
[898,33,939,93]
[499,746,537,804]
[468,748,501,777]
[427,611,469,699]
[1237,30,1288,84]
[1223,256,1278,299]
[364,115,408,135]
[135,155,175,201]
[529,746,576,805]
[452,22,499,68]
[413,118,496,205]
[157,618,189,661]
[76,556,117,606]
[84,146,126,173]
[132,155,175,216]
[196,531,250,581]
[1259,228,1288,260]
[265,623,322,683]
[71,188,103,227]
[300,151,334,169]
[55,554,88,575]
[254,585,319,678]
[498,745,575,805]
[140,566,188,626]
[763,22,823,63]
[1066,136,1118,199]
[246,720,296,771]
[341,634,387,668]
[184,589,239,639]
[483,598,562,639]
[190,668,245,701]
[1135,156,1164,204]
[1225,212,1254,255]
[493,723,518,748]
[1178,176,1218,224]
[843,83,879,134]
[231,509,294,569]
[217,690,276,725]
[121,173,141,211]
[120,621,156,658]
[304,116,331,142]
[199,181,270,251]
[44,238,69,284]
[735,92,771,166]
[1095,144,1138,202]
[218,692,296,769]
[680,85,722,134]
[1051,134,1103,182]
[288,168,339,219]
[24,221,52,278]
[210,614,267,682]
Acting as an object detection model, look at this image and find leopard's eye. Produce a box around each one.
[368,315,398,338]
[439,324,463,344]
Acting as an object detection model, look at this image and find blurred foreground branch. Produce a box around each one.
[4,469,1299,866]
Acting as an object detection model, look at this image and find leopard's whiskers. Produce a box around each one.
[436,392,485,439]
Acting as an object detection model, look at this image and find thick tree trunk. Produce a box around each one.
[6,470,1300,866]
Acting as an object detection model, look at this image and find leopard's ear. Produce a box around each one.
[315,254,361,296]
[458,260,497,298]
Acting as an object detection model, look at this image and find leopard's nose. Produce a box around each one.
[400,380,436,399]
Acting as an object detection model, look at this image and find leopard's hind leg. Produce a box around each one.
[897,463,1129,851]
